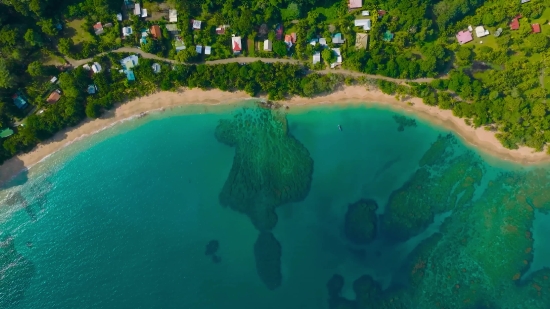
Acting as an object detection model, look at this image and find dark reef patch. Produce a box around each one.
[253,232,282,290]
[392,115,417,132]
[215,106,314,231]
[344,199,378,245]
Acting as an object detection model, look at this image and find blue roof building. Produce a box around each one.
[12,93,28,109]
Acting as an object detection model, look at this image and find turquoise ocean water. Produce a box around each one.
[1,102,550,309]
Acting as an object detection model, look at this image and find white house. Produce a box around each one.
[141,9,147,17]
[330,48,342,68]
[192,20,202,30]
[475,26,489,37]
[264,39,272,51]
[91,62,102,73]
[205,46,211,55]
[169,9,177,22]
[354,19,371,31]
[134,3,141,15]
[319,38,327,46]
[362,11,370,16]
[313,52,321,64]
[122,26,133,36]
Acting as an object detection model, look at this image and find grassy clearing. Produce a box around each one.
[66,18,94,44]
[312,4,340,23]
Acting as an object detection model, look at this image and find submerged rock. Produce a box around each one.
[344,199,378,245]
[327,274,345,298]
[215,107,313,231]
[211,255,221,264]
[205,240,219,255]
[253,232,282,290]
[392,115,417,132]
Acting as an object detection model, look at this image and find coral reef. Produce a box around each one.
[392,115,417,132]
[382,134,483,241]
[215,106,314,231]
[253,232,282,290]
[344,199,378,245]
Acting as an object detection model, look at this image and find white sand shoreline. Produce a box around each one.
[1,86,548,188]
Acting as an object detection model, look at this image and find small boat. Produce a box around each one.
[338,125,342,131]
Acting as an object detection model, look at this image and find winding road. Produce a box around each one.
[66,47,441,84]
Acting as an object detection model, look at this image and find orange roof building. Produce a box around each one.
[150,25,161,39]
[47,90,61,103]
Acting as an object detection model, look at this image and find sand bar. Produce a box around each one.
[1,86,549,187]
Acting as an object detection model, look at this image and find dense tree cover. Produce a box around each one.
[0,54,343,162]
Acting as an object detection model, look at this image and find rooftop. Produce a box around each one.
[532,23,541,33]
[151,25,161,39]
[348,0,362,9]
[456,30,473,44]
[169,9,177,22]
[47,90,61,104]
[204,46,211,55]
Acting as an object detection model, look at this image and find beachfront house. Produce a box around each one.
[264,39,272,51]
[354,19,371,31]
[313,52,321,64]
[331,48,342,68]
[456,30,473,44]
[93,22,104,35]
[348,0,362,9]
[169,9,177,22]
[232,36,242,54]
[475,26,489,38]
[47,90,61,103]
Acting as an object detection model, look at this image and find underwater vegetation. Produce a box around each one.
[392,115,417,132]
[325,132,550,309]
[383,134,483,242]
[253,232,282,290]
[215,106,314,231]
[344,199,378,245]
[215,105,313,290]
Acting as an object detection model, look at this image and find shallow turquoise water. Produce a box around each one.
[1,103,549,309]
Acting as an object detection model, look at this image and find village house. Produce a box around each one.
[122,26,133,36]
[354,19,371,31]
[12,93,28,109]
[348,0,362,9]
[284,35,293,48]
[91,62,102,73]
[510,16,521,30]
[332,33,345,44]
[120,55,139,69]
[216,25,229,34]
[50,76,58,83]
[312,52,321,64]
[87,84,97,94]
[196,45,202,54]
[264,39,272,51]
[134,3,141,15]
[362,10,369,16]
[169,9,177,22]
[456,30,473,44]
[319,38,327,46]
[166,24,179,35]
[532,23,541,33]
[330,48,342,68]
[152,63,161,74]
[232,36,242,54]
[205,46,211,55]
[175,36,185,51]
[150,25,161,39]
[47,90,61,104]
[117,13,122,21]
[309,38,318,46]
[475,26,489,37]
[355,33,368,49]
[192,20,202,30]
[93,22,104,35]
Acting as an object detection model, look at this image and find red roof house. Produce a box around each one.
[150,25,161,39]
[532,23,541,33]
[510,15,521,30]
[231,36,242,53]
[47,90,61,104]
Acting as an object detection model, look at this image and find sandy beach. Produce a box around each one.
[1,86,548,187]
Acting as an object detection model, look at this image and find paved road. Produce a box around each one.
[66,47,441,83]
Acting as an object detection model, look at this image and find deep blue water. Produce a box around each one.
[1,103,549,309]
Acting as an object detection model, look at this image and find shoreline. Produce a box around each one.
[1,86,548,187]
